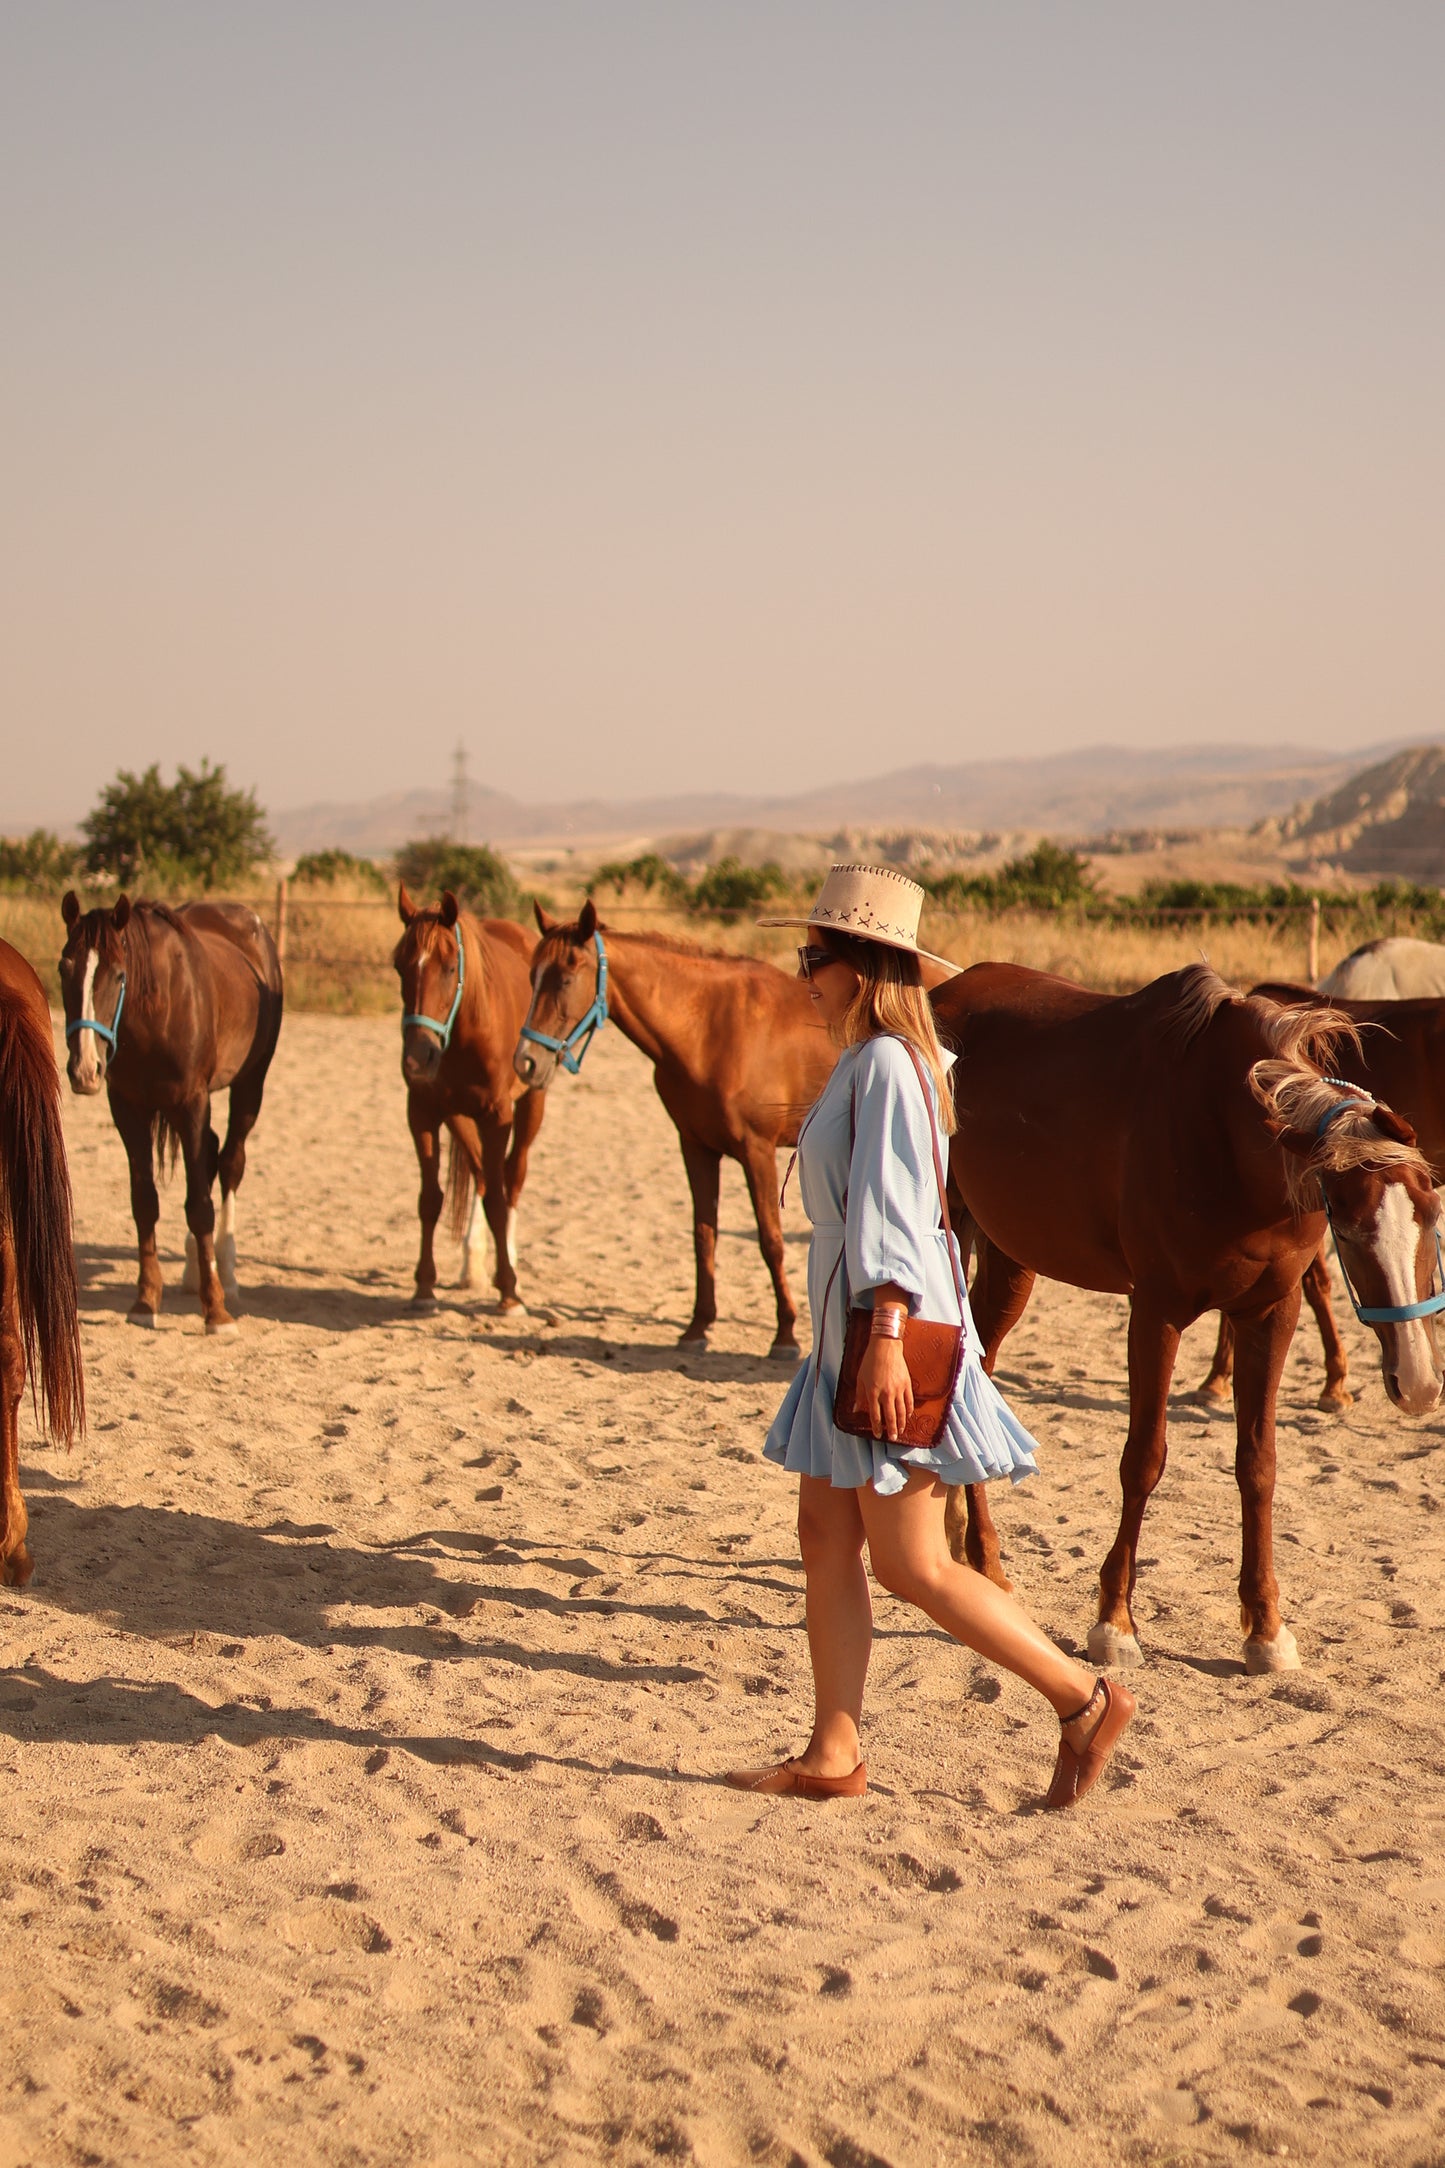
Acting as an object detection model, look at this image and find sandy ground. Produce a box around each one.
[5,1012,1445,2167]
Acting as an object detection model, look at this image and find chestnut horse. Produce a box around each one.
[932,962,1442,1673]
[393,887,547,1310]
[513,902,835,1355]
[0,940,85,1582]
[1198,983,1445,1411]
[60,893,283,1335]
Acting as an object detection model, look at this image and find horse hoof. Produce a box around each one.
[205,1317,241,1339]
[678,1332,710,1350]
[1317,1387,1354,1413]
[127,1306,158,1330]
[496,1296,527,1316]
[1244,1627,1300,1674]
[768,1340,801,1362]
[1087,1621,1144,1669]
[1191,1381,1230,1407]
[2,1549,34,1587]
[411,1290,439,1311]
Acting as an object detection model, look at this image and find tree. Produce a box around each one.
[0,829,81,891]
[395,838,523,920]
[81,761,274,888]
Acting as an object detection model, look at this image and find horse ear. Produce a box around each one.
[1373,1104,1418,1147]
[61,889,80,929]
[112,895,131,931]
[398,882,416,925]
[534,901,557,934]
[576,897,598,943]
[440,891,459,928]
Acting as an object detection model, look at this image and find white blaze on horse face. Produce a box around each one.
[73,947,100,1081]
[1371,1182,1443,1414]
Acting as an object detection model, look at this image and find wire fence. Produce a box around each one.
[6,881,1443,1011]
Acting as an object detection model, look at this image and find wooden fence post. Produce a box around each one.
[1307,895,1320,986]
[275,876,289,967]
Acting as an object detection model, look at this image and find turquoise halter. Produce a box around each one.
[1314,1079,1445,1324]
[402,923,465,1049]
[518,930,608,1075]
[66,972,126,1050]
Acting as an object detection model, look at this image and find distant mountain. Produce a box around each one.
[269,737,1425,859]
[1280,743,1445,878]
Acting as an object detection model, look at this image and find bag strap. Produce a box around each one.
[897,1039,967,1329]
[810,1037,964,1383]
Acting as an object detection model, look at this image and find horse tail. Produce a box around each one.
[151,1111,185,1180]
[0,990,85,1444]
[445,1130,478,1243]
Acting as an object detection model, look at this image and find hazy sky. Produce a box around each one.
[4,4,1442,826]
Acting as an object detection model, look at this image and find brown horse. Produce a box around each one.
[59,894,283,1336]
[1,940,85,1581]
[1198,983,1445,1411]
[932,962,1441,1674]
[393,887,547,1310]
[513,901,836,1355]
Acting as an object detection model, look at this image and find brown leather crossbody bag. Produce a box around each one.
[819,1038,967,1449]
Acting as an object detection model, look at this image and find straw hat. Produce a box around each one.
[759,862,956,970]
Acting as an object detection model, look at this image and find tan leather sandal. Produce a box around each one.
[1044,1677,1136,1811]
[723,1757,868,1798]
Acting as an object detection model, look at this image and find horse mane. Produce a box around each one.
[1159,961,1356,1070]
[1249,1058,1431,1212]
[120,899,192,1005]
[562,920,776,970]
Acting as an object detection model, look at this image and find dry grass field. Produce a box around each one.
[4,997,1445,2166]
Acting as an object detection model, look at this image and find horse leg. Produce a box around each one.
[739,1136,799,1360]
[213,1068,268,1300]
[444,1115,487,1289]
[1232,1290,1303,1672]
[479,1119,524,1312]
[178,1100,234,1337]
[408,1101,444,1308]
[1089,1298,1182,1668]
[0,1225,31,1586]
[943,1235,1035,1589]
[1303,1244,1352,1412]
[677,1135,722,1348]
[111,1096,164,1325]
[500,1087,547,1285]
[1194,1314,1235,1404]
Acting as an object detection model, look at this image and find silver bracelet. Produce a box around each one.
[870,1305,905,1340]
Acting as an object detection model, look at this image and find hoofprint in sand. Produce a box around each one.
[5,1013,1445,2166]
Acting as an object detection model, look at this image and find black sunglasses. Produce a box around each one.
[797,945,840,979]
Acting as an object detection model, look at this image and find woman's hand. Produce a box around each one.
[858,1333,914,1443]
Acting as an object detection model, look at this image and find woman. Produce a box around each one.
[727,864,1133,1810]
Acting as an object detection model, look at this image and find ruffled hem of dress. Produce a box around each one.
[762,1356,1039,1494]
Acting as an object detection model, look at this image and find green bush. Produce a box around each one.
[396,839,524,920]
[81,761,273,889]
[291,848,389,891]
[691,857,790,918]
[925,841,1098,911]
[593,851,690,902]
[0,829,81,892]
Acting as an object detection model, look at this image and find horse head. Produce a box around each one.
[513,899,602,1088]
[1258,1064,1445,1417]
[59,890,131,1095]
[393,885,465,1086]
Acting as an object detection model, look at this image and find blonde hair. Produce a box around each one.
[817,929,957,1134]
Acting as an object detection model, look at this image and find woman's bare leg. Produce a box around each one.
[859,1470,1100,1739]
[793,1473,873,1778]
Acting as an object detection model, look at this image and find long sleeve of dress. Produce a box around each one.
[844,1036,940,1315]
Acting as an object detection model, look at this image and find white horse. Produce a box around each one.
[1320,937,1445,1000]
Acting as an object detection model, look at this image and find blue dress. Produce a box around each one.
[764,1035,1040,1496]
